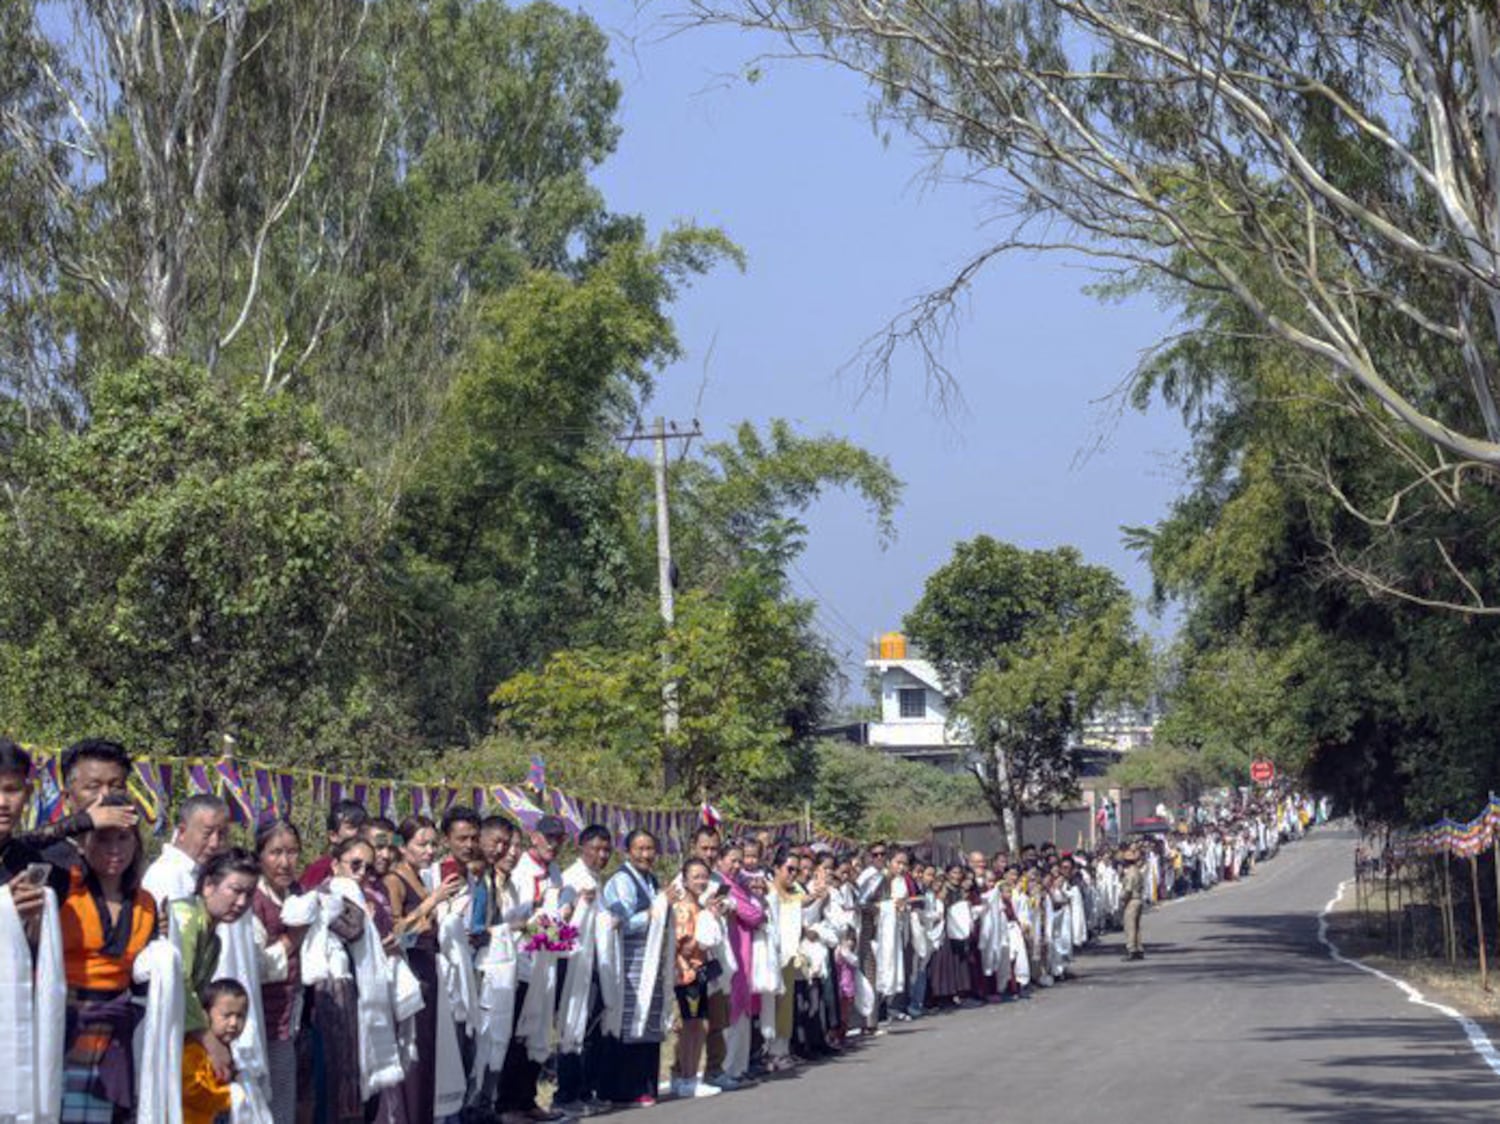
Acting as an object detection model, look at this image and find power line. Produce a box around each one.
[789,558,870,654]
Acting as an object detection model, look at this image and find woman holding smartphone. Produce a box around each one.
[384,815,462,1124]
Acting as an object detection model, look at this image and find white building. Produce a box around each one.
[862,633,971,771]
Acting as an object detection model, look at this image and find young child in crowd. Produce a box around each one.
[183,979,249,1124]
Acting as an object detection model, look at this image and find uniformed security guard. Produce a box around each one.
[1120,845,1146,961]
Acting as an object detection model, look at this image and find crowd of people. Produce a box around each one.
[0,736,1323,1124]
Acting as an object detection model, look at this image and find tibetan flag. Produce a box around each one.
[186,760,214,797]
[131,760,174,837]
[216,758,255,824]
[34,755,64,826]
[411,786,426,818]
[276,771,296,820]
[378,784,396,820]
[329,778,346,806]
[350,782,368,810]
[252,767,278,822]
[526,755,547,791]
[547,788,583,837]
[700,802,723,829]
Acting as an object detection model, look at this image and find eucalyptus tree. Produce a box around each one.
[691,1,1500,612]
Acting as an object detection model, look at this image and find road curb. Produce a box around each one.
[1318,876,1500,1079]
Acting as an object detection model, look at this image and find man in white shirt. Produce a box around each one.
[500,815,570,1124]
[554,824,611,1118]
[142,794,229,907]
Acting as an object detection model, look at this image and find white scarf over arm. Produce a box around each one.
[978,889,1009,979]
[133,937,184,1124]
[214,913,274,1124]
[435,911,477,1118]
[873,899,906,998]
[558,863,599,1055]
[630,892,671,1041]
[0,883,65,1124]
[750,891,781,1023]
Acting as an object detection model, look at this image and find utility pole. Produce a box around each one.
[619,417,702,789]
[653,419,679,764]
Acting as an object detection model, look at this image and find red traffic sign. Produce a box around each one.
[1250,759,1276,785]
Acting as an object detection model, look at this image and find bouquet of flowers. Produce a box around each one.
[521,912,579,954]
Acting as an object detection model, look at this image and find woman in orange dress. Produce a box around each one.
[58,793,157,1124]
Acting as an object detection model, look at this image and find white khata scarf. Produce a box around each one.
[874,899,905,998]
[132,937,184,1124]
[0,883,65,1124]
[979,889,1009,979]
[435,911,477,1117]
[472,916,518,1091]
[215,913,274,1124]
[517,945,558,1063]
[630,892,672,1042]
[750,891,781,1021]
[558,864,598,1054]
[596,911,624,1040]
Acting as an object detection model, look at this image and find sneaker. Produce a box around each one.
[551,1102,590,1119]
[705,1073,743,1092]
[671,1079,722,1099]
[631,1095,657,1108]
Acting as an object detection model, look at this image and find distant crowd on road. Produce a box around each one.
[0,736,1325,1124]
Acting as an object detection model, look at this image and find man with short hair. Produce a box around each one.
[853,842,889,1033]
[143,794,230,906]
[554,824,612,1118]
[501,815,570,1123]
[18,737,139,870]
[300,798,368,887]
[967,850,990,890]
[1120,846,1146,961]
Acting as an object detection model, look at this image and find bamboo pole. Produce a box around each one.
[1395,857,1405,959]
[1442,852,1457,965]
[1383,827,1393,949]
[1493,835,1500,962]
[1471,854,1490,991]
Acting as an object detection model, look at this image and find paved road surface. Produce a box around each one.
[652,827,1500,1122]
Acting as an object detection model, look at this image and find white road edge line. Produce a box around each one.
[1318,877,1500,1078]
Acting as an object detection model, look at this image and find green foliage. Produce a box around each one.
[0,2,891,797]
[0,361,364,756]
[492,578,833,806]
[1121,234,1500,826]
[811,740,985,841]
[904,536,1147,842]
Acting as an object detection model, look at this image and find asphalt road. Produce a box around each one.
[652,827,1500,1123]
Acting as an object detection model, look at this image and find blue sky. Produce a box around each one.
[577,4,1190,694]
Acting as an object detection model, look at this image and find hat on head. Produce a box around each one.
[535,815,566,837]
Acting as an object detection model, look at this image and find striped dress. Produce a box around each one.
[599,864,664,1103]
[59,868,156,1124]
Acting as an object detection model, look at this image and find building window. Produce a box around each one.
[898,687,927,719]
